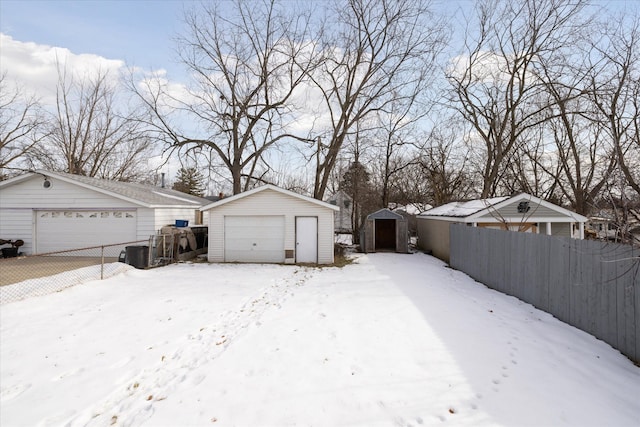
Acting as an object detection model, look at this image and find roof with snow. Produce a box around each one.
[421,197,509,218]
[418,193,588,223]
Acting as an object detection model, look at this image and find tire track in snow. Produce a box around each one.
[61,266,315,427]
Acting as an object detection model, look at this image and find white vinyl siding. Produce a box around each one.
[0,209,33,255]
[206,188,335,264]
[0,175,208,255]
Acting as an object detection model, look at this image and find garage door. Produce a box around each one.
[224,216,285,263]
[36,210,137,254]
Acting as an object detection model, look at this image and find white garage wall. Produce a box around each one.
[0,209,33,255]
[0,177,139,255]
[1,176,209,255]
[206,188,335,264]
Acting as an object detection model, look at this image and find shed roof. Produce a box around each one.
[0,170,210,208]
[418,193,588,223]
[200,184,340,211]
[366,208,405,220]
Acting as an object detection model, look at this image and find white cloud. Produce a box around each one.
[0,33,125,104]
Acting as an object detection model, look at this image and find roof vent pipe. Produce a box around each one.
[161,172,165,188]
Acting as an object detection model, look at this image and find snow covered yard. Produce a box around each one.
[1,253,639,426]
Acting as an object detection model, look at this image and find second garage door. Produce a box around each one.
[224,215,285,263]
[36,209,137,254]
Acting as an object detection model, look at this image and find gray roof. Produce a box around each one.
[367,208,405,220]
[2,170,210,208]
[201,184,340,211]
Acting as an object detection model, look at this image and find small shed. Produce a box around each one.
[360,208,409,253]
[416,193,588,262]
[201,184,339,264]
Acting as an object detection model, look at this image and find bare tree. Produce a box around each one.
[28,65,153,181]
[0,73,45,178]
[447,0,587,198]
[308,0,447,200]
[528,40,616,215]
[589,13,640,196]
[419,125,475,206]
[372,95,429,208]
[131,0,319,194]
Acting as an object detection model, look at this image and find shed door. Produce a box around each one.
[224,216,285,263]
[296,217,318,263]
[36,210,137,254]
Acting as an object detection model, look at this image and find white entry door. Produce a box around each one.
[296,217,318,263]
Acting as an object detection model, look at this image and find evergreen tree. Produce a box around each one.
[340,161,378,243]
[172,167,206,197]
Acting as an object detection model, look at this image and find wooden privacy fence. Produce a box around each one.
[449,224,640,364]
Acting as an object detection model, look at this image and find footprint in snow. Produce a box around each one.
[0,383,31,401]
[110,356,135,369]
[51,367,85,382]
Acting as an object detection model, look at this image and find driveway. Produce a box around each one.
[0,256,117,286]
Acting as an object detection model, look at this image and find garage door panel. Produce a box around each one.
[36,210,136,254]
[224,216,284,263]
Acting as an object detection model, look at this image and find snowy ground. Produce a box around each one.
[1,253,639,426]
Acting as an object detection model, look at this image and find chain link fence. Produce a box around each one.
[0,236,178,305]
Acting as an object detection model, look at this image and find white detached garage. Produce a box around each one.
[0,170,209,255]
[202,185,339,264]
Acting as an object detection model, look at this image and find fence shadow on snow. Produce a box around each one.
[449,224,640,364]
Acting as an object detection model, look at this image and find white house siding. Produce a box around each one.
[0,209,33,254]
[0,176,139,255]
[206,189,335,264]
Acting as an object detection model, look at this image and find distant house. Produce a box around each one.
[326,190,353,233]
[416,193,588,262]
[588,208,640,245]
[201,184,339,264]
[0,170,210,255]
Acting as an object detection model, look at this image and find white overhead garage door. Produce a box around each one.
[36,210,137,254]
[224,215,285,263]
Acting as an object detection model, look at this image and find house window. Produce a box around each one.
[344,200,351,208]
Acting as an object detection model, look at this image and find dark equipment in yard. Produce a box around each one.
[0,239,24,258]
[125,245,149,269]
